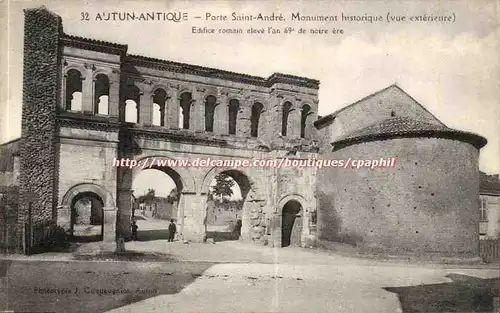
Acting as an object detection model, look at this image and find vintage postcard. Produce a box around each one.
[0,0,499,312]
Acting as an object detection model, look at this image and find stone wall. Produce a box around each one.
[18,8,62,253]
[317,136,480,258]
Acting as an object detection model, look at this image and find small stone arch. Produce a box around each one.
[151,84,171,96]
[175,88,193,100]
[92,69,113,80]
[277,194,308,247]
[226,94,243,103]
[61,183,115,209]
[277,194,308,213]
[63,64,87,75]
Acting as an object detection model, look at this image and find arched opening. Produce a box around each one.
[301,104,311,139]
[94,74,109,115]
[179,92,192,129]
[71,192,104,242]
[205,170,251,242]
[125,85,140,123]
[251,102,264,137]
[65,69,83,111]
[281,101,292,136]
[132,167,183,241]
[205,95,217,132]
[228,99,240,135]
[152,89,167,126]
[281,200,302,247]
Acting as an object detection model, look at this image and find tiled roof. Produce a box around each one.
[480,172,500,195]
[124,55,320,88]
[60,34,128,55]
[332,116,487,149]
[314,84,445,128]
[60,35,320,88]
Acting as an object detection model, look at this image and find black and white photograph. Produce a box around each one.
[0,0,499,312]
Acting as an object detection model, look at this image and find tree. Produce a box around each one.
[138,188,156,205]
[210,173,235,201]
[167,188,180,204]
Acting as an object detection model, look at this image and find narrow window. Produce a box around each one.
[301,104,311,139]
[281,101,292,136]
[152,89,167,126]
[251,102,264,137]
[125,86,140,123]
[205,95,216,132]
[65,69,83,111]
[94,74,109,115]
[228,99,239,135]
[179,92,192,129]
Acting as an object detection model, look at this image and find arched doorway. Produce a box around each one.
[205,169,251,242]
[132,166,183,241]
[71,192,104,242]
[281,200,303,247]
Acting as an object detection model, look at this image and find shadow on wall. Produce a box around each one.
[383,273,500,312]
[316,191,363,246]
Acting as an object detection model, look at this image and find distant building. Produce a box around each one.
[479,172,500,239]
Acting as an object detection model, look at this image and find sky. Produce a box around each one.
[0,0,499,191]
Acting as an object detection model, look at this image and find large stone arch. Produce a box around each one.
[130,155,197,194]
[200,166,268,243]
[115,155,198,241]
[58,183,117,242]
[200,166,258,197]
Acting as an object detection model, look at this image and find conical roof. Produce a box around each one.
[333,116,487,149]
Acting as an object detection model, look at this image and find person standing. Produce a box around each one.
[131,221,138,241]
[168,219,177,242]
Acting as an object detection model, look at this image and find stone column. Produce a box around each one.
[103,207,117,242]
[269,95,283,140]
[117,189,133,240]
[166,95,179,129]
[108,70,120,119]
[82,66,93,114]
[215,94,228,134]
[236,99,252,138]
[191,89,205,132]
[138,83,153,126]
[181,193,207,242]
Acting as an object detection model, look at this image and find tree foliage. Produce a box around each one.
[209,173,235,200]
[137,188,155,205]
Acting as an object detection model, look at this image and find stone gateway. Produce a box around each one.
[0,7,488,261]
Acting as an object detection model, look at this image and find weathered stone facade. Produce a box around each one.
[315,87,487,259]
[3,7,320,252]
[0,7,489,259]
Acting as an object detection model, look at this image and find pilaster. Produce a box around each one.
[192,88,205,132]
[236,98,252,138]
[166,95,178,129]
[117,189,133,240]
[82,65,93,113]
[138,82,153,126]
[215,93,228,134]
[108,70,120,118]
[180,193,206,242]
